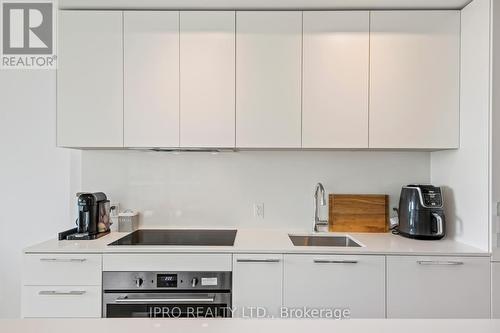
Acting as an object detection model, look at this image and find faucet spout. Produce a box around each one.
[313,183,329,232]
[315,183,326,205]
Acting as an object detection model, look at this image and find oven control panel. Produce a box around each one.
[103,271,232,291]
[157,274,177,288]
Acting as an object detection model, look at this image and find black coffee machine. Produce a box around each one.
[59,192,111,240]
[398,185,445,240]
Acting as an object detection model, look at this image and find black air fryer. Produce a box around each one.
[398,185,445,240]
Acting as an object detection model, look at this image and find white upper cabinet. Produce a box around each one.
[57,10,461,150]
[302,11,369,148]
[369,11,460,149]
[236,11,302,148]
[57,11,123,148]
[180,11,236,148]
[124,11,180,148]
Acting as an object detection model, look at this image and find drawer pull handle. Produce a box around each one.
[417,260,464,266]
[115,297,215,303]
[313,259,358,264]
[236,259,280,263]
[40,258,87,263]
[38,290,87,296]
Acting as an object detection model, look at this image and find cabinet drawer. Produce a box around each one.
[284,254,385,318]
[22,286,101,318]
[23,254,102,286]
[103,253,232,271]
[387,256,490,318]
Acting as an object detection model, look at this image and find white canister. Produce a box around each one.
[118,210,139,232]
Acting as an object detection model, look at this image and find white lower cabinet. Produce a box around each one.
[386,256,490,318]
[22,286,101,318]
[493,262,500,319]
[22,252,492,319]
[283,254,385,318]
[22,254,103,318]
[232,254,283,318]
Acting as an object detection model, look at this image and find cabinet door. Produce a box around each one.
[387,256,490,318]
[236,11,302,148]
[302,11,369,148]
[180,11,235,148]
[233,254,283,318]
[124,11,179,148]
[57,11,123,148]
[369,11,460,149]
[493,263,500,319]
[284,255,385,318]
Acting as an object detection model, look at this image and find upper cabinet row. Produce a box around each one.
[57,10,460,149]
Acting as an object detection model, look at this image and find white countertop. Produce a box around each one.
[1,319,499,333]
[24,228,490,256]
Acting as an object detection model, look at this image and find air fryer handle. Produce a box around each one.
[432,212,444,236]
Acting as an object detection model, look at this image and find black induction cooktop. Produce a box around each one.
[108,229,237,246]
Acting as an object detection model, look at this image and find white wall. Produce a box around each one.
[0,70,79,318]
[81,150,430,230]
[431,0,491,251]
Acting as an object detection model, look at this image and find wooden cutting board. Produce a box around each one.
[329,194,389,233]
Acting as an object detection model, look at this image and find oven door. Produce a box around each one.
[103,292,232,318]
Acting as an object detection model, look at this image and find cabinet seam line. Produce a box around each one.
[368,11,371,149]
[300,11,304,148]
[234,11,237,148]
[122,11,125,147]
[178,11,181,148]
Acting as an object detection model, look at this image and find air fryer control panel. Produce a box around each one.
[421,187,442,207]
[410,185,443,208]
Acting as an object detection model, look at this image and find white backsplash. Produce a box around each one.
[81,150,430,231]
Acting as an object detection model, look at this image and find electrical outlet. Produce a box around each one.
[254,203,264,219]
[110,202,120,217]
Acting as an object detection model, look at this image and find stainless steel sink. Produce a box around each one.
[289,235,362,247]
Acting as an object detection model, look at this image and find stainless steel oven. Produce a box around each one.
[103,271,232,318]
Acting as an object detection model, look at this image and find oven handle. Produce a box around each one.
[114,297,215,303]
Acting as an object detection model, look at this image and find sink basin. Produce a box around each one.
[289,235,362,247]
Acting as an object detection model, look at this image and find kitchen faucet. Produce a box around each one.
[313,183,329,232]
